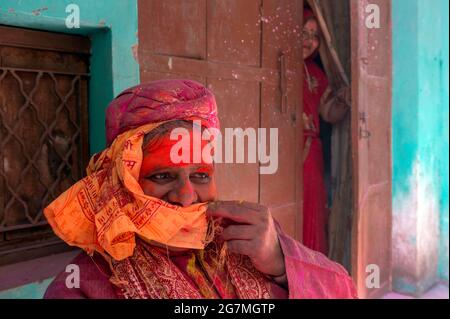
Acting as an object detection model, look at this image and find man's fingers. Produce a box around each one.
[207,201,261,224]
[226,240,255,258]
[207,207,251,224]
[221,225,256,241]
[209,200,262,212]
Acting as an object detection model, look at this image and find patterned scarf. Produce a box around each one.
[109,238,274,299]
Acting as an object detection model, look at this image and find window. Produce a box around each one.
[0,26,90,265]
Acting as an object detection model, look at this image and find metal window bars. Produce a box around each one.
[0,66,89,238]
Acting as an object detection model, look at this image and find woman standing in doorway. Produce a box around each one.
[301,8,350,255]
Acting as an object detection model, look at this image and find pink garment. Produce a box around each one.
[105,79,219,146]
[44,224,357,299]
[44,79,357,299]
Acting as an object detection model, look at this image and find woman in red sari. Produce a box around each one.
[43,79,356,299]
[301,8,351,255]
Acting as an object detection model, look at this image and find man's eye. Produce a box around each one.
[148,173,173,182]
[190,172,210,182]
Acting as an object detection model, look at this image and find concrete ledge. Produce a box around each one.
[382,283,449,299]
[0,278,54,299]
[0,250,80,292]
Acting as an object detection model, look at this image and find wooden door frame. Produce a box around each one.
[297,2,305,243]
[350,0,393,298]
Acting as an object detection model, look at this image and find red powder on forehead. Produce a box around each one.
[140,130,214,177]
[195,166,214,174]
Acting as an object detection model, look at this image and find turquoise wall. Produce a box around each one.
[0,278,53,299]
[0,0,139,153]
[417,0,449,284]
[436,0,449,283]
[392,0,449,294]
[0,0,138,298]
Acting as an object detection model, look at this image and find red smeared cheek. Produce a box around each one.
[177,180,193,195]
[139,179,156,195]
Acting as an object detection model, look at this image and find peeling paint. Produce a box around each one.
[31,7,48,16]
[132,43,139,64]
[393,160,440,295]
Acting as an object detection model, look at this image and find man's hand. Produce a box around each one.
[207,200,285,277]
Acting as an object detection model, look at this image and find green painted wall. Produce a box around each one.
[436,0,449,284]
[0,0,139,153]
[0,278,53,299]
[392,0,449,295]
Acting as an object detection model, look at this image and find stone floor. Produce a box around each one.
[382,284,449,299]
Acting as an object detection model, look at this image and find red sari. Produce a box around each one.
[302,58,329,255]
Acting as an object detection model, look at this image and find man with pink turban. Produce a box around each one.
[44,79,356,299]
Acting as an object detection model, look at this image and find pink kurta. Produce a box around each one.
[44,79,356,299]
[44,223,357,299]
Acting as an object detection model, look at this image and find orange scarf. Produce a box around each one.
[44,123,211,261]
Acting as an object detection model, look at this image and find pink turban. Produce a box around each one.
[105,79,219,146]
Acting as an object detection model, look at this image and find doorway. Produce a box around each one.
[137,0,393,299]
[307,0,393,298]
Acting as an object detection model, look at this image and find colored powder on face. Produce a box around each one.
[140,129,215,178]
